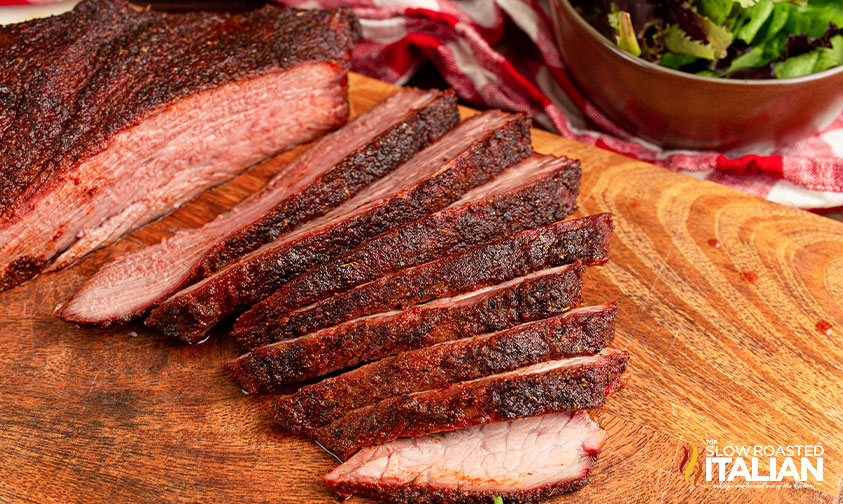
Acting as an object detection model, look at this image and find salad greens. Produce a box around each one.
[571,0,843,78]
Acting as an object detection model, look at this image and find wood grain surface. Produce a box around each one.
[1,73,841,504]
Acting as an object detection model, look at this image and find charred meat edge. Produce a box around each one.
[233,213,613,349]
[310,348,629,458]
[276,303,617,433]
[226,263,586,390]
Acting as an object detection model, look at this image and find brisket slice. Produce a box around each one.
[200,89,460,275]
[0,0,358,291]
[233,213,612,348]
[312,348,628,459]
[227,264,584,388]
[234,152,580,329]
[323,411,607,504]
[276,303,616,435]
[57,88,458,325]
[146,111,532,343]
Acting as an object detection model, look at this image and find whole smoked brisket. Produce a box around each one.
[0,0,358,291]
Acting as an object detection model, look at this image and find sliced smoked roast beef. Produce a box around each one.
[311,348,628,458]
[233,213,613,348]
[57,88,458,325]
[274,303,617,435]
[145,111,532,343]
[0,0,358,292]
[226,264,586,388]
[323,411,608,504]
[231,153,581,327]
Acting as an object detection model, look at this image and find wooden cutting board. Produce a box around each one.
[1,73,841,504]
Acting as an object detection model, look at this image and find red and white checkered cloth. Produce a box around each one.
[4,0,843,209]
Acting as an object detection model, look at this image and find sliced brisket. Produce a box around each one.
[226,264,585,388]
[146,111,532,343]
[233,152,580,329]
[0,0,358,291]
[323,411,607,504]
[58,88,458,325]
[312,348,628,458]
[275,303,616,434]
[233,213,613,348]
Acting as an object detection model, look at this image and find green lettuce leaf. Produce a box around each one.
[753,2,790,43]
[814,34,843,71]
[775,33,843,76]
[700,12,736,53]
[725,44,769,72]
[609,8,643,56]
[698,0,740,24]
[735,0,775,43]
[663,12,734,60]
[659,51,701,69]
[664,24,719,59]
[774,48,820,76]
[783,1,843,39]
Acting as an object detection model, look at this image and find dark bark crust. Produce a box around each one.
[312,350,629,458]
[0,0,359,216]
[146,113,532,343]
[0,255,47,293]
[198,89,460,275]
[275,303,617,433]
[226,264,585,391]
[232,156,581,342]
[233,213,612,348]
[324,467,595,504]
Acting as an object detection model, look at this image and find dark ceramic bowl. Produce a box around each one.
[549,0,843,153]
